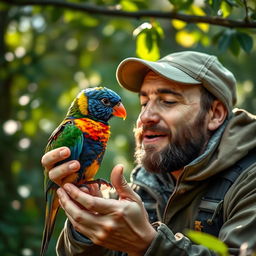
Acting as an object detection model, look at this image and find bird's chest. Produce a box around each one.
[73,118,110,182]
[75,118,110,145]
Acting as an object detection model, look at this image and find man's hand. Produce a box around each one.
[41,147,157,255]
[57,165,157,256]
[41,147,100,195]
[41,147,80,186]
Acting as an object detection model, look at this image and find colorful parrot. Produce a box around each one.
[40,87,126,256]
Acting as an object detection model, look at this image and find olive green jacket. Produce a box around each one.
[56,109,256,256]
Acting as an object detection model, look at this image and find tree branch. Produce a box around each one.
[1,0,256,28]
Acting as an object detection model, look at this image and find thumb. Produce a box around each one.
[110,164,140,202]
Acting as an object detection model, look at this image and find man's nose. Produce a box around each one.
[139,103,160,125]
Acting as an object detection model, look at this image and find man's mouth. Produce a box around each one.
[142,131,168,143]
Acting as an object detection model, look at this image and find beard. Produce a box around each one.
[134,111,210,173]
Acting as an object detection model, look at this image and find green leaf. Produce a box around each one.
[172,19,187,30]
[249,7,256,20]
[218,29,234,52]
[153,21,164,39]
[186,230,229,256]
[218,34,231,52]
[208,0,222,13]
[212,30,225,45]
[226,0,243,7]
[152,21,164,46]
[236,32,253,53]
[145,30,153,52]
[200,34,211,47]
[229,36,240,56]
[220,1,232,17]
[120,0,139,11]
[168,0,193,10]
[64,11,99,27]
[134,21,164,61]
[176,30,198,48]
[135,28,160,61]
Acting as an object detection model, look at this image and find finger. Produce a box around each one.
[59,187,88,211]
[63,183,118,214]
[111,165,141,202]
[80,184,102,197]
[41,147,70,170]
[79,186,90,194]
[60,197,88,233]
[65,209,107,244]
[57,187,97,224]
[48,160,80,185]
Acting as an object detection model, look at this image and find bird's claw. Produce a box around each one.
[79,178,112,190]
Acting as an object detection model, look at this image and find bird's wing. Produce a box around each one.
[44,119,84,193]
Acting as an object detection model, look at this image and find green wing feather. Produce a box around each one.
[40,120,83,256]
[44,120,84,192]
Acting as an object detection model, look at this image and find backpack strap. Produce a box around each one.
[194,148,256,237]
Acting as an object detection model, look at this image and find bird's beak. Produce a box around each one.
[113,102,127,120]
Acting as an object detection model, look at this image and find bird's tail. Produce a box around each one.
[40,189,59,256]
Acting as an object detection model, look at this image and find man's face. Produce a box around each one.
[134,71,211,173]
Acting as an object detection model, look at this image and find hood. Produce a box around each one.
[182,108,256,182]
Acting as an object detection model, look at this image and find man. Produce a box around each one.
[41,51,256,256]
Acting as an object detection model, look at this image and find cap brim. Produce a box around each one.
[116,57,201,92]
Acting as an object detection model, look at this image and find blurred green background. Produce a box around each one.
[0,0,255,255]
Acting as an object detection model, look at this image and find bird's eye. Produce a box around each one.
[101,98,111,106]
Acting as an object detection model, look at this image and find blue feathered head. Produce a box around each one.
[72,87,126,123]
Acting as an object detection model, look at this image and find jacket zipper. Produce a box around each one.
[162,169,185,223]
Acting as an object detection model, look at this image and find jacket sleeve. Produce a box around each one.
[56,220,217,256]
[56,220,119,256]
[144,223,217,256]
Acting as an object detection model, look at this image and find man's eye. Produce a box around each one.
[161,100,176,105]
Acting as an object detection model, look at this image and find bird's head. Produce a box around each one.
[71,87,126,123]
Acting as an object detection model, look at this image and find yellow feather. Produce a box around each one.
[83,159,100,181]
[77,91,88,115]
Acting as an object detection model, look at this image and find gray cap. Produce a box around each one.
[116,51,237,117]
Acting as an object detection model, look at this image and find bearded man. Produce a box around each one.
[41,51,256,256]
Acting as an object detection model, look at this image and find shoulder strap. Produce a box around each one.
[194,148,256,237]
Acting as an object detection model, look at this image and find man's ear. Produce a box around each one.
[207,100,228,131]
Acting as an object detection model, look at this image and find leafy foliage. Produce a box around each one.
[187,230,256,256]
[134,21,164,60]
[187,230,229,256]
[0,1,255,256]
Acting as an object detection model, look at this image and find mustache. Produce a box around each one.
[134,124,171,137]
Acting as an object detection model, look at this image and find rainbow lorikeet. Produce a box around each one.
[40,87,126,256]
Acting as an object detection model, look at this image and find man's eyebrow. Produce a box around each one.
[157,88,182,97]
[139,88,182,97]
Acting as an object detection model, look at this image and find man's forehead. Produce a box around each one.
[140,71,202,96]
